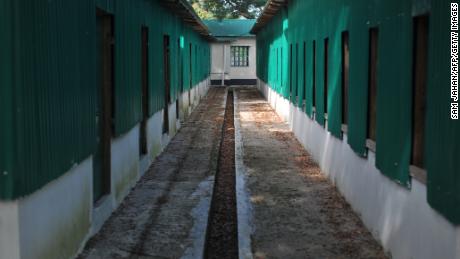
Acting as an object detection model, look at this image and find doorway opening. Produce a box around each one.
[163,35,171,134]
[312,40,317,112]
[341,31,350,131]
[140,26,149,155]
[179,38,184,93]
[178,38,183,120]
[324,38,329,118]
[289,44,293,99]
[189,43,193,107]
[94,8,114,202]
[411,15,429,171]
[176,99,180,120]
[367,28,379,144]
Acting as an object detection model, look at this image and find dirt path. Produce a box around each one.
[235,87,386,259]
[79,88,226,259]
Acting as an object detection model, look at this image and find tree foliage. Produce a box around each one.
[188,0,266,19]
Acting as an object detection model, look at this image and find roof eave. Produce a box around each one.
[160,0,216,41]
[250,0,288,34]
[212,35,256,38]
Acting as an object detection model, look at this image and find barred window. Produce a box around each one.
[231,46,249,67]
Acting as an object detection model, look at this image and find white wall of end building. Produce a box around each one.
[228,38,257,80]
[210,38,256,84]
[0,78,210,259]
[211,43,226,82]
[257,79,460,259]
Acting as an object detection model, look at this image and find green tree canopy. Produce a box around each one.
[188,0,266,19]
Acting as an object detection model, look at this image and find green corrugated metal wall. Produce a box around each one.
[427,0,460,224]
[0,0,97,199]
[98,0,210,135]
[0,0,210,200]
[0,0,14,196]
[256,0,460,224]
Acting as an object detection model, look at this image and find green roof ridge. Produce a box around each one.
[204,19,256,37]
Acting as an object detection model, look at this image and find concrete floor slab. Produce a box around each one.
[78,88,226,259]
[235,87,386,259]
[79,86,386,259]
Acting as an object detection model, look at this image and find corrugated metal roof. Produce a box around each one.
[250,0,288,34]
[160,0,215,41]
[205,19,256,38]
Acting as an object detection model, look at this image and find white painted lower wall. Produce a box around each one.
[0,158,93,259]
[0,201,20,258]
[257,79,460,259]
[0,78,210,259]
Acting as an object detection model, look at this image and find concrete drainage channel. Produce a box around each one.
[204,89,239,259]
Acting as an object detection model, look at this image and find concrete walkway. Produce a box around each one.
[79,86,386,259]
[79,88,226,258]
[235,87,386,259]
